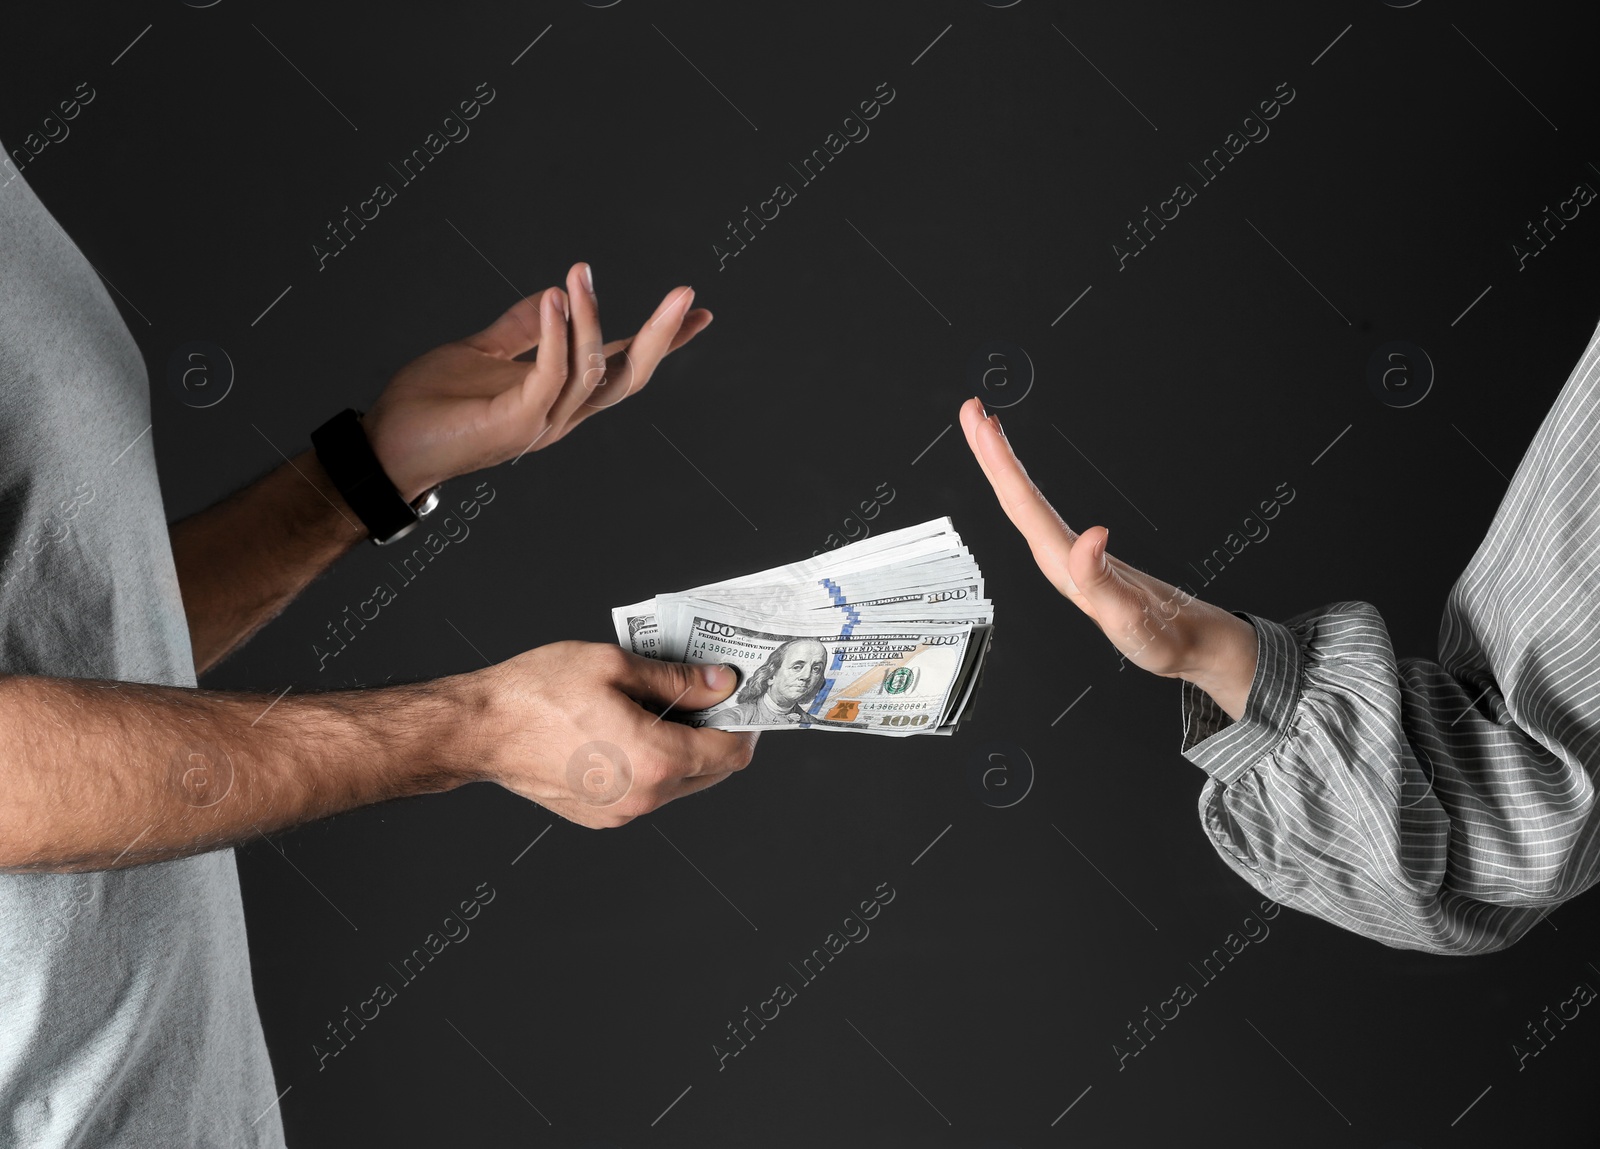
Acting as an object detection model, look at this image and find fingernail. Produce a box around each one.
[560,290,569,322]
[991,412,1005,437]
[583,263,595,296]
[702,663,734,689]
[651,287,693,328]
[975,396,989,419]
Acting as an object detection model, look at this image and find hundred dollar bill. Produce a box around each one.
[610,517,994,736]
[676,613,974,736]
[613,597,662,659]
[698,569,985,614]
[611,577,986,661]
[656,592,991,661]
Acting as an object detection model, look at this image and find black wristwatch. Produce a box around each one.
[310,408,443,546]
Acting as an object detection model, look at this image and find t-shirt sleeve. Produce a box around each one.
[1178,601,1590,955]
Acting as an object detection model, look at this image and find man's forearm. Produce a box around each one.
[171,448,367,675]
[0,671,486,873]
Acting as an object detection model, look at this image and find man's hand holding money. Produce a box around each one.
[454,644,757,829]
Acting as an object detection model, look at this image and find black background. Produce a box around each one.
[6,1,1600,1146]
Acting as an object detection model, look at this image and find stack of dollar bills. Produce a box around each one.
[612,518,993,736]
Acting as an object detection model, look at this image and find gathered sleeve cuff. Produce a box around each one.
[1178,611,1305,786]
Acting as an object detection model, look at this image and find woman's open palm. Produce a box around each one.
[959,397,1256,704]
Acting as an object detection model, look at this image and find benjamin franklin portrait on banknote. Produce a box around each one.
[705,638,828,727]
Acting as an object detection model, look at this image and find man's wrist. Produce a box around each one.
[359,408,437,505]
[433,670,499,788]
[296,447,372,546]
[346,674,497,800]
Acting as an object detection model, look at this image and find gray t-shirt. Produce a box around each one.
[0,152,284,1146]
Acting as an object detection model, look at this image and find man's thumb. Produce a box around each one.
[620,653,741,712]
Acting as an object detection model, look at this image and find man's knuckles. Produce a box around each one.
[583,641,632,680]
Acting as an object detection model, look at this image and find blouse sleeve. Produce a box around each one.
[1179,602,1594,954]
[1179,311,1600,955]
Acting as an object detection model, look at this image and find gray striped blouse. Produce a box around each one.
[1179,316,1600,955]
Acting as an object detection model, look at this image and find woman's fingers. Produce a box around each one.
[1066,523,1118,621]
[957,396,1002,490]
[958,400,1216,678]
[960,398,1083,598]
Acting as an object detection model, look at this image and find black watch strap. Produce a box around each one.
[311,408,437,545]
